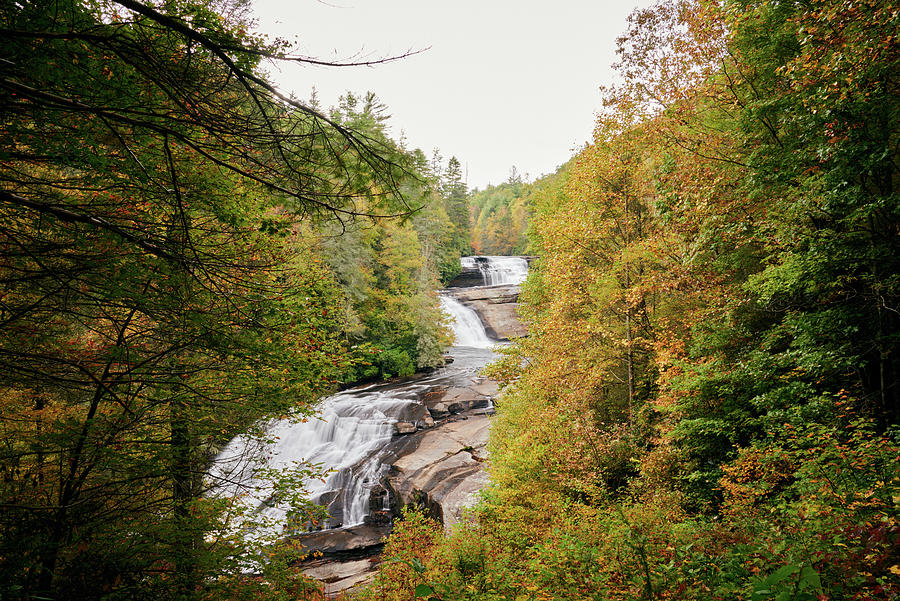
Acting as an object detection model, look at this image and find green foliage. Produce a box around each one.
[361,507,445,601]
[442,156,473,258]
[314,94,471,381]
[750,565,822,601]
[467,168,555,256]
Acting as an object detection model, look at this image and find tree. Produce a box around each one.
[315,93,453,381]
[397,2,900,599]
[468,178,534,255]
[441,156,471,254]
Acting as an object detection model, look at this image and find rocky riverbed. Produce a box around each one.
[293,371,500,595]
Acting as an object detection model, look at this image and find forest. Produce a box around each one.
[1,0,898,600]
[368,0,900,600]
[0,0,469,597]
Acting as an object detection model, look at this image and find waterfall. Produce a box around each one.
[212,256,528,540]
[212,382,427,537]
[440,295,494,348]
[461,256,529,287]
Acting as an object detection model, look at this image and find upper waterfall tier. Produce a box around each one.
[456,256,529,287]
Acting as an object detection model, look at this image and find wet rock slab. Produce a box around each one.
[302,557,380,599]
[293,523,391,556]
[295,525,388,598]
[376,376,499,526]
[385,411,491,527]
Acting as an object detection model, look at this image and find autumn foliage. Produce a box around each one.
[374,1,900,599]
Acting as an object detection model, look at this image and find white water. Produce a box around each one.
[460,256,529,286]
[212,381,430,537]
[440,295,494,348]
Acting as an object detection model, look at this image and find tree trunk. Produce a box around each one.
[172,398,199,601]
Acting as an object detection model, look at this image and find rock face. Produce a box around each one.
[445,264,484,288]
[386,413,491,527]
[376,377,498,526]
[294,523,392,556]
[448,285,526,340]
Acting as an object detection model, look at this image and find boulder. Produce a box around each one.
[442,386,490,411]
[393,421,417,435]
[427,403,450,420]
[392,401,430,424]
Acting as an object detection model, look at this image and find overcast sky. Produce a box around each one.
[250,0,654,190]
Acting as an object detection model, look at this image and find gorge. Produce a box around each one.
[211,256,529,593]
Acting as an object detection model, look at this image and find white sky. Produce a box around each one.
[250,0,654,190]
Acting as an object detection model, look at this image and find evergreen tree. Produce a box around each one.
[442,156,471,255]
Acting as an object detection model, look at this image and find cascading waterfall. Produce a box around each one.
[212,256,527,539]
[460,255,529,286]
[439,295,493,348]
[211,383,423,537]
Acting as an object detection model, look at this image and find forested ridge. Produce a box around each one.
[370,1,900,600]
[1,0,898,600]
[467,167,534,256]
